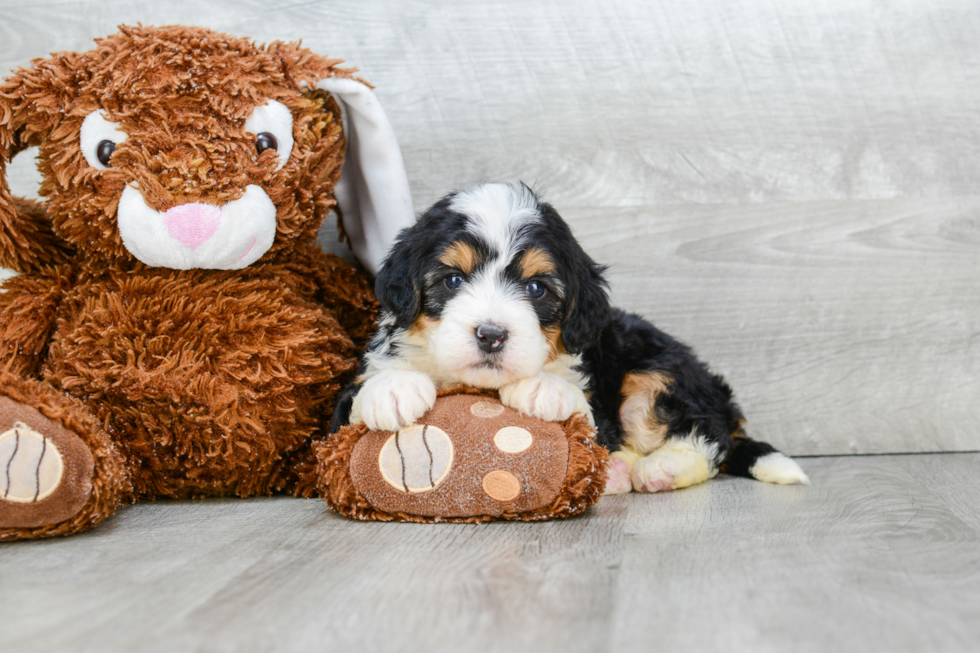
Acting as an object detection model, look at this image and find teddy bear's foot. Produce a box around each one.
[0,375,129,541]
[0,398,95,532]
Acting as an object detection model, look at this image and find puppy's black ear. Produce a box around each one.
[562,257,611,354]
[536,201,612,354]
[374,230,422,329]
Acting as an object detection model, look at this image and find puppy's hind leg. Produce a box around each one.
[612,371,720,493]
[604,449,640,496]
[630,434,720,493]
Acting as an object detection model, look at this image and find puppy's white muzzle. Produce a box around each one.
[118,184,276,270]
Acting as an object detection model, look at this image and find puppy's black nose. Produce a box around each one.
[475,324,508,353]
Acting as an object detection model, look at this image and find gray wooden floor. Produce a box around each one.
[3,453,978,653]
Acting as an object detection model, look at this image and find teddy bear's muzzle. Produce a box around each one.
[117,184,277,270]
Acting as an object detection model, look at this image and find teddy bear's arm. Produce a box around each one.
[0,197,73,275]
[0,265,72,378]
[289,243,379,352]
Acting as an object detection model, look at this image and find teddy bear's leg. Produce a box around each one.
[0,372,130,541]
[273,441,324,499]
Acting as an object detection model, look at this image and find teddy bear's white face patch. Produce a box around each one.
[117,184,277,270]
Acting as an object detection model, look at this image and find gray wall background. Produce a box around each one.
[1,0,977,455]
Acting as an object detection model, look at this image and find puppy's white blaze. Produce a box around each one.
[451,183,540,259]
[431,267,548,387]
[117,184,276,270]
[750,452,810,485]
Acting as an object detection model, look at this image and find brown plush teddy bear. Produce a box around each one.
[0,25,415,541]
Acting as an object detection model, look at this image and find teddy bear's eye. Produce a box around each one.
[255,133,278,155]
[97,141,116,167]
[244,100,294,172]
[80,110,127,171]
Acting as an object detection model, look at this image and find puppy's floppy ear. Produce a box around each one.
[536,201,611,354]
[373,228,422,329]
[562,257,611,354]
[0,57,75,273]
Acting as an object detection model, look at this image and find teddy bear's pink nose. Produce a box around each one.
[162,203,221,250]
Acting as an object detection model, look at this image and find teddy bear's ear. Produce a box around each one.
[0,61,74,273]
[314,76,415,276]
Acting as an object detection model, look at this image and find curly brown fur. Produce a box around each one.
[0,26,378,538]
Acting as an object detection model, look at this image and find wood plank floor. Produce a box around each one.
[2,453,978,653]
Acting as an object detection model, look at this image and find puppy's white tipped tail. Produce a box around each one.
[749,452,810,485]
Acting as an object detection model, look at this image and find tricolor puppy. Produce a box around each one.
[333,183,808,494]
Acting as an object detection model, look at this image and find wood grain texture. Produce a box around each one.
[1,0,978,454]
[2,454,979,652]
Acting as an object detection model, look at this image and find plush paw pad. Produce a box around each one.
[339,393,589,519]
[0,422,64,503]
[499,372,592,424]
[351,370,438,431]
[0,397,95,530]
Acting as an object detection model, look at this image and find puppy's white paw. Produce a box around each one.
[631,440,718,493]
[603,450,639,495]
[350,370,437,431]
[499,372,593,424]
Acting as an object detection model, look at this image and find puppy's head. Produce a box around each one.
[376,182,610,388]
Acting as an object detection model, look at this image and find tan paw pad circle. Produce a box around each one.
[470,401,505,418]
[0,422,65,503]
[493,426,533,454]
[378,424,454,493]
[482,470,521,502]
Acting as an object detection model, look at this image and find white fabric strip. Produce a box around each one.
[316,76,416,275]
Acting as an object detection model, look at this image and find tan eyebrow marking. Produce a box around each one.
[439,241,478,274]
[518,247,556,278]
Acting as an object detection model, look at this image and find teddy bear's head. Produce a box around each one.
[0,25,413,273]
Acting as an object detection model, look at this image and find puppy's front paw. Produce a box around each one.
[499,372,592,424]
[350,370,437,431]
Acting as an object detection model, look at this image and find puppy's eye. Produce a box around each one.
[96,141,116,167]
[525,280,546,298]
[255,132,278,155]
[445,273,465,290]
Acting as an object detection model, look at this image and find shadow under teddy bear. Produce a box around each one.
[0,25,415,541]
